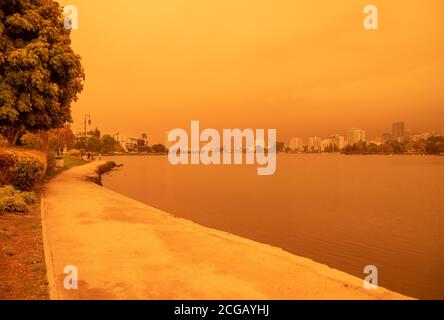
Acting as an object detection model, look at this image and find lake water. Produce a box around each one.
[102,154,444,299]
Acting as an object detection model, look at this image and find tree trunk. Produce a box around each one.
[4,127,23,146]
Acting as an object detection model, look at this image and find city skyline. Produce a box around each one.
[73,118,443,147]
[59,0,444,143]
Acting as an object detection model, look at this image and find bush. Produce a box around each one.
[20,133,46,151]
[13,156,46,190]
[96,161,121,175]
[0,185,37,214]
[0,152,15,186]
[20,191,38,205]
[0,149,47,190]
[0,195,28,214]
[0,185,15,196]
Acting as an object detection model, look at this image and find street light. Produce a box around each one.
[84,114,92,138]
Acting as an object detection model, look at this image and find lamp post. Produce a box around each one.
[84,114,92,138]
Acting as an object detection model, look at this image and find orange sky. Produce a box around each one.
[59,0,443,143]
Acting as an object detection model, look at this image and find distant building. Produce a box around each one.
[392,122,405,142]
[307,137,322,152]
[321,138,333,152]
[75,131,94,140]
[330,134,346,150]
[289,137,304,152]
[347,128,366,146]
[382,133,393,142]
[113,134,138,152]
[411,132,432,142]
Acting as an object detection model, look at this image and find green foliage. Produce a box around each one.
[0,195,28,214]
[425,136,444,155]
[86,136,101,153]
[0,151,15,185]
[100,135,118,153]
[13,156,45,190]
[20,132,46,150]
[275,142,286,153]
[0,185,37,214]
[0,0,85,145]
[0,185,15,196]
[20,125,76,153]
[20,191,37,204]
[151,144,167,153]
[342,136,444,155]
[74,135,120,153]
[139,145,152,153]
[0,149,47,190]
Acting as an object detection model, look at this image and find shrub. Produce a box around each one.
[0,195,28,214]
[13,156,46,190]
[0,149,47,190]
[96,161,121,175]
[20,191,38,205]
[0,185,15,196]
[0,186,37,214]
[20,133,46,151]
[0,152,15,186]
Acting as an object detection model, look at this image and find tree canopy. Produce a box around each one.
[0,0,84,145]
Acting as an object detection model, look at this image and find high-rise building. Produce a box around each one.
[321,138,332,152]
[330,134,346,150]
[392,122,405,142]
[289,137,304,151]
[347,128,366,146]
[307,137,322,152]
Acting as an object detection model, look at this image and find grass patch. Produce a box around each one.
[0,153,88,299]
[0,190,49,300]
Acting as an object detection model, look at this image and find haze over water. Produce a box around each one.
[102,154,444,299]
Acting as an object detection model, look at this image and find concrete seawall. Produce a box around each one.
[41,161,410,299]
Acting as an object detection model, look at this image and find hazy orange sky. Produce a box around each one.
[59,0,443,143]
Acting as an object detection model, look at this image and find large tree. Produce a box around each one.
[0,0,84,145]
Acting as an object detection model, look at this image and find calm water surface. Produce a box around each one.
[102,154,444,299]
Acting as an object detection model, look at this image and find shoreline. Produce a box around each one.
[100,152,443,157]
[41,161,411,299]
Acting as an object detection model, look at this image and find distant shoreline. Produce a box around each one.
[101,152,168,157]
[100,152,443,157]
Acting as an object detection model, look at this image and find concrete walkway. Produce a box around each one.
[41,162,409,299]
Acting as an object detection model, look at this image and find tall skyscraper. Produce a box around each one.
[347,128,366,146]
[392,122,405,142]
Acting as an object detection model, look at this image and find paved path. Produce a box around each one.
[41,161,409,299]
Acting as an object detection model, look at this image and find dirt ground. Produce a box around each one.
[0,190,49,300]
